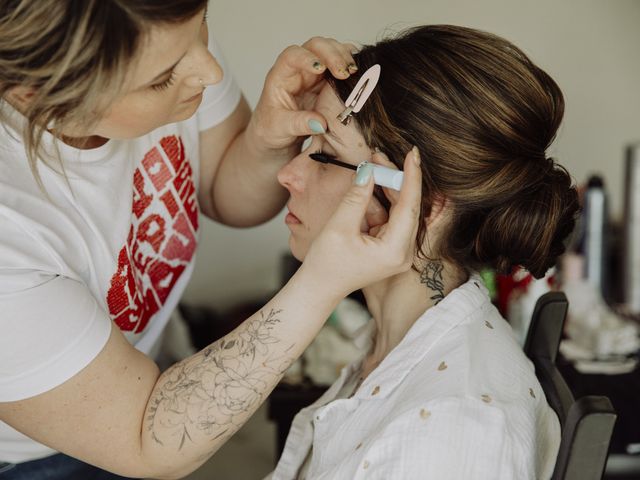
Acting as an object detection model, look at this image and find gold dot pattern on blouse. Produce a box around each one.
[363,460,370,470]
[481,394,492,403]
[529,388,536,399]
[485,320,494,329]
[371,385,380,396]
[438,361,448,371]
[420,408,431,420]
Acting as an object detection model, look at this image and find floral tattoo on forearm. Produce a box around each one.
[421,260,445,304]
[146,308,294,450]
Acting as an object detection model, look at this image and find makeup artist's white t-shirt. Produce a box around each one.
[0,38,241,463]
[268,277,561,480]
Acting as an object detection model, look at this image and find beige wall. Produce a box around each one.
[182,0,640,309]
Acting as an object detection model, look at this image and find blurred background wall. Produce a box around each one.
[181,0,640,310]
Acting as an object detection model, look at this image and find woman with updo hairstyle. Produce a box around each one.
[271,25,579,479]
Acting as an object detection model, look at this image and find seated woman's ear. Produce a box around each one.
[424,194,452,243]
[426,195,449,225]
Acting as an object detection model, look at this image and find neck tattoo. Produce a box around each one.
[421,260,445,304]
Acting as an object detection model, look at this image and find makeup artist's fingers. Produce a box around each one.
[370,149,396,168]
[335,41,358,71]
[271,45,328,82]
[322,165,376,236]
[363,191,394,236]
[251,38,354,152]
[382,147,423,245]
[302,37,357,78]
[302,37,357,76]
[364,195,389,235]
[370,149,402,204]
[361,192,389,233]
[294,110,328,137]
[256,108,327,147]
[344,42,359,54]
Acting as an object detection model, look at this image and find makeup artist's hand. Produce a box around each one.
[302,147,423,297]
[247,37,357,153]
[362,150,403,235]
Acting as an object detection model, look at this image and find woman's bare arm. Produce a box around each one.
[0,265,341,479]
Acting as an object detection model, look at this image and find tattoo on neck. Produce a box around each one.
[145,308,294,451]
[421,260,445,304]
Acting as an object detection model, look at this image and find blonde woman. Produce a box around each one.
[0,2,422,479]
[271,25,579,479]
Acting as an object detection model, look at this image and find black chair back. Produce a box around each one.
[523,291,617,480]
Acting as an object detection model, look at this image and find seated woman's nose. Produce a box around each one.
[277,158,306,192]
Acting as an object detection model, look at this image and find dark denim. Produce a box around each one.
[0,453,137,480]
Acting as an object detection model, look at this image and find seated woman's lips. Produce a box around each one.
[285,208,301,225]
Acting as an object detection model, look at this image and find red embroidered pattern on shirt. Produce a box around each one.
[107,135,199,334]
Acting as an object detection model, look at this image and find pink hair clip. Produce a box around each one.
[337,64,381,125]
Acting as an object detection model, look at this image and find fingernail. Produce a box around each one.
[355,163,373,186]
[412,146,421,166]
[348,63,358,73]
[313,61,324,70]
[308,119,326,134]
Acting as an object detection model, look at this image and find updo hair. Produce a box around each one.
[327,25,579,279]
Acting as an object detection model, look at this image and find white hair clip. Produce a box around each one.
[337,64,381,125]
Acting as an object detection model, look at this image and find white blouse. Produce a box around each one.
[268,276,560,480]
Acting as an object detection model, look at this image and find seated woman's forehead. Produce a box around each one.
[316,84,344,115]
[316,85,364,146]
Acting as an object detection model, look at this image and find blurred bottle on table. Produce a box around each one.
[583,175,608,298]
[623,143,640,314]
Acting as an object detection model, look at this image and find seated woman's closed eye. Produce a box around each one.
[270,24,579,480]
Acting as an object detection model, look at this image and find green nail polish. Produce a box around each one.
[355,163,373,186]
[348,63,358,72]
[308,119,325,134]
[313,61,324,70]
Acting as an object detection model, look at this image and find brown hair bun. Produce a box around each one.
[471,160,579,278]
[327,25,580,278]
